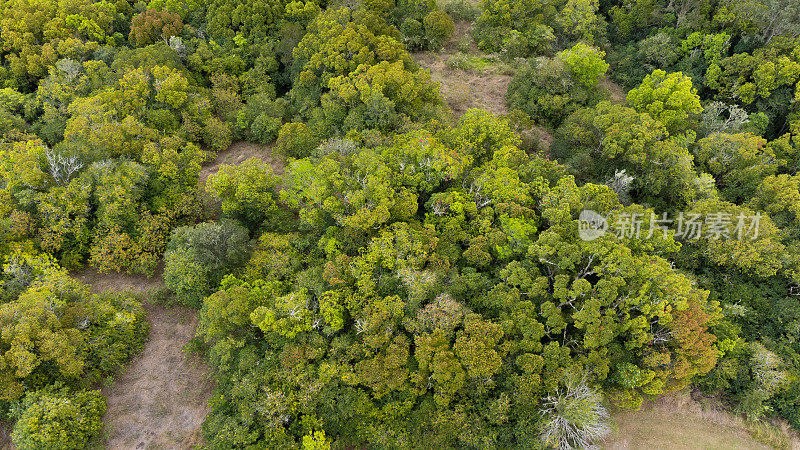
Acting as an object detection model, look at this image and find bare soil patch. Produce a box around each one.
[199,141,284,189]
[73,267,164,295]
[415,21,511,118]
[604,390,775,449]
[0,421,11,450]
[599,77,627,104]
[416,54,512,117]
[413,22,558,150]
[102,302,213,450]
[74,270,213,450]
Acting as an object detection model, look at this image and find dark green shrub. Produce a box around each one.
[163,220,252,307]
[507,56,604,129]
[251,113,282,144]
[84,292,149,379]
[423,11,455,50]
[203,116,233,152]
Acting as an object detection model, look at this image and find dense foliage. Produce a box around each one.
[2,0,800,447]
[11,384,106,450]
[0,252,147,446]
[194,111,721,447]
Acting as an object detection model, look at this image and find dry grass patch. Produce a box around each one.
[415,21,512,118]
[101,302,213,450]
[73,267,164,295]
[199,141,284,189]
[603,390,779,450]
[414,21,556,151]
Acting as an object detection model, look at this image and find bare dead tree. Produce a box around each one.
[44,148,83,186]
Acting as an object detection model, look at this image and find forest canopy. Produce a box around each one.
[1,0,800,448]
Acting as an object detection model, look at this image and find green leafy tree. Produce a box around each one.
[626,70,703,135]
[556,0,604,44]
[473,0,557,56]
[554,101,698,209]
[290,7,409,114]
[507,54,605,129]
[275,122,320,158]
[163,220,252,307]
[693,132,777,203]
[12,385,106,450]
[558,43,609,88]
[682,198,787,279]
[206,0,286,44]
[206,158,280,229]
[423,10,455,49]
[0,253,147,399]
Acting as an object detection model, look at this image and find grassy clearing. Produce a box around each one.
[446,52,516,75]
[414,20,556,151]
[101,300,214,449]
[415,21,514,118]
[602,390,799,450]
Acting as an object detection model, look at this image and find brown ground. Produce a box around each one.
[0,422,11,450]
[73,269,214,450]
[199,141,284,189]
[73,267,165,295]
[532,125,554,150]
[414,21,558,150]
[415,21,512,118]
[101,302,213,450]
[603,390,797,449]
[599,77,627,104]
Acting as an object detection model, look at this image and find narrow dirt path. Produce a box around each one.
[73,142,285,449]
[599,77,627,104]
[0,421,11,449]
[73,269,214,450]
[102,302,213,449]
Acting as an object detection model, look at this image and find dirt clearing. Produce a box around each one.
[413,21,558,150]
[415,21,512,118]
[603,390,780,449]
[199,141,285,188]
[102,302,213,450]
[73,268,164,295]
[599,77,627,104]
[74,269,214,450]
